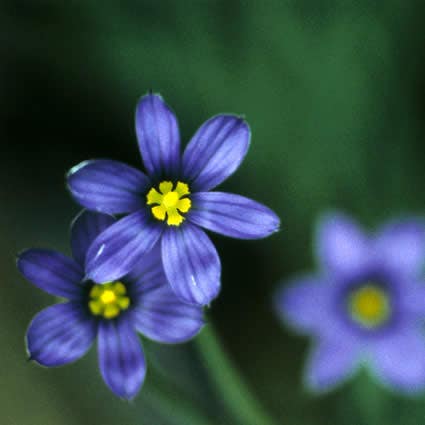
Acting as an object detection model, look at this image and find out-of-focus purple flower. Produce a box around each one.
[67,93,280,306]
[275,212,425,394]
[17,211,204,400]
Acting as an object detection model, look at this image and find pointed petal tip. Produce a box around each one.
[224,113,251,136]
[273,225,282,234]
[265,212,281,236]
[137,92,161,106]
[220,113,250,129]
[16,247,31,260]
[115,387,141,401]
[66,160,92,179]
[16,248,29,267]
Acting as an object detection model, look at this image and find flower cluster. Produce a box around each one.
[17,93,280,399]
[15,89,425,404]
[275,212,425,394]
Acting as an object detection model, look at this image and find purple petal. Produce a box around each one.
[401,280,425,317]
[71,210,116,267]
[305,339,359,392]
[135,93,181,178]
[275,276,335,336]
[17,249,83,299]
[316,213,369,276]
[124,243,164,292]
[67,160,150,214]
[161,224,221,306]
[132,273,204,344]
[126,244,203,341]
[182,115,250,192]
[26,302,96,367]
[86,210,163,283]
[370,329,425,392]
[189,192,280,239]
[374,219,425,278]
[98,319,146,400]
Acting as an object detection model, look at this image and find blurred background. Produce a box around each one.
[2,1,425,424]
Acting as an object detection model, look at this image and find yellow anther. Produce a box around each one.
[159,181,173,194]
[103,305,120,319]
[146,181,191,226]
[175,182,190,197]
[146,188,163,205]
[348,284,390,328]
[167,209,184,226]
[118,297,130,309]
[152,205,167,220]
[89,281,130,319]
[114,282,126,295]
[177,198,191,213]
[89,300,102,315]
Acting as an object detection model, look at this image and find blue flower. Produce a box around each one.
[67,93,280,306]
[17,211,204,400]
[275,212,425,394]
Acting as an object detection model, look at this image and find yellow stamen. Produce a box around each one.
[348,284,390,328]
[159,181,173,194]
[175,181,190,197]
[152,205,167,220]
[146,188,163,205]
[88,281,130,319]
[146,181,191,226]
[177,198,191,213]
[103,305,120,319]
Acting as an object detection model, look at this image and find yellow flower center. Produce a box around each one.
[348,284,390,328]
[89,282,130,319]
[146,181,191,226]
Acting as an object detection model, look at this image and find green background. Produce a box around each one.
[2,1,425,424]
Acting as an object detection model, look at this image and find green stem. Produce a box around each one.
[196,323,278,425]
[145,371,220,425]
[347,372,389,424]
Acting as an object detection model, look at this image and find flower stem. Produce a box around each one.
[196,323,278,425]
[347,372,390,424]
[145,371,219,425]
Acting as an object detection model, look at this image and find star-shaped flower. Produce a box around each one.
[67,93,280,305]
[17,211,204,399]
[275,213,425,393]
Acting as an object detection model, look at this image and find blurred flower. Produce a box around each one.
[67,93,280,306]
[17,211,204,400]
[275,212,425,394]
